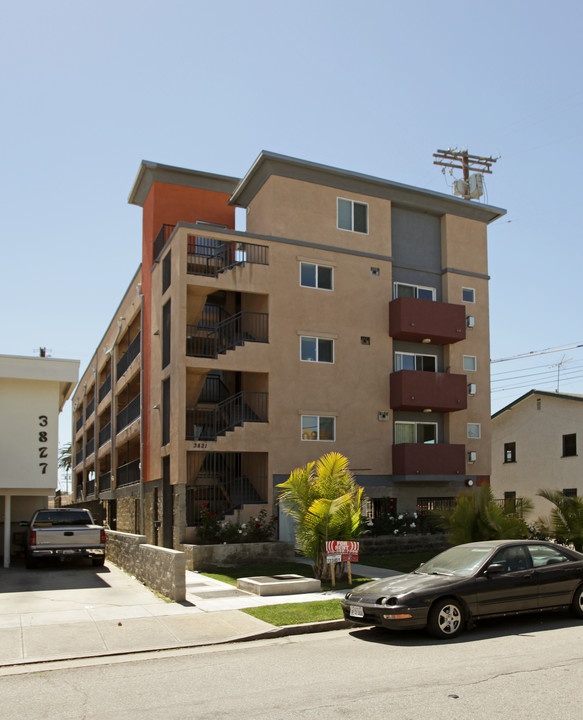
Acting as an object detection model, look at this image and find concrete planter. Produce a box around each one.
[180,541,295,571]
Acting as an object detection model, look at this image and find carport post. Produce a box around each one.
[3,494,10,569]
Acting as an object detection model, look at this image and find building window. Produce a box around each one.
[563,488,577,498]
[162,300,171,369]
[463,355,477,372]
[337,198,368,233]
[504,491,516,513]
[504,442,516,463]
[395,421,437,444]
[301,337,334,363]
[301,415,335,441]
[563,433,577,457]
[162,378,170,446]
[300,262,333,290]
[394,282,435,301]
[394,352,437,372]
[462,287,475,303]
[162,250,171,294]
[467,423,481,439]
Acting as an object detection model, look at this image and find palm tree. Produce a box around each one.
[440,486,530,545]
[276,452,364,580]
[58,442,72,472]
[536,489,583,552]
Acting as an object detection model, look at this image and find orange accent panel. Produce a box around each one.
[139,182,234,483]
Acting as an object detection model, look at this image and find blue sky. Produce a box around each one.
[2,0,583,451]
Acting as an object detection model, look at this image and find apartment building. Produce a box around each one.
[71,151,505,547]
[491,390,583,519]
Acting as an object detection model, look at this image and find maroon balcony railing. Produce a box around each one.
[390,370,468,412]
[389,297,466,344]
[392,443,466,476]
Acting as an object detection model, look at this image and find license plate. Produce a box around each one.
[350,605,364,618]
[62,550,75,554]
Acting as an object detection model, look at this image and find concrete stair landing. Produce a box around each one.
[237,574,321,596]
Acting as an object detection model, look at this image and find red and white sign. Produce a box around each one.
[326,541,359,554]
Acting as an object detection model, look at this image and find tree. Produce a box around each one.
[276,452,364,580]
[439,486,530,545]
[536,489,583,552]
[58,442,72,472]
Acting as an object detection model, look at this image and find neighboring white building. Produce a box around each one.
[0,354,79,567]
[491,390,583,521]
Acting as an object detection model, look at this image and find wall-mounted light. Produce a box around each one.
[153,330,160,336]
[422,338,431,344]
[153,404,160,410]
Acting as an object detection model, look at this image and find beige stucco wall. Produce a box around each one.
[490,393,583,519]
[0,356,79,493]
[441,215,491,478]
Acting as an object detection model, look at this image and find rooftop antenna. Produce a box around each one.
[433,148,499,200]
[550,355,571,392]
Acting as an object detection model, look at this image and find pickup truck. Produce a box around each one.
[25,508,106,568]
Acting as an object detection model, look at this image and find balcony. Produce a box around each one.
[187,236,268,277]
[85,397,95,420]
[99,422,111,447]
[116,459,140,487]
[99,471,111,492]
[186,311,268,358]
[389,297,466,345]
[392,443,466,476]
[116,332,141,379]
[99,374,111,403]
[116,394,140,433]
[86,477,95,496]
[390,370,467,412]
[85,437,95,458]
[75,449,83,466]
[186,391,268,440]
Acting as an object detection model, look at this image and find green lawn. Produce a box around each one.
[199,552,436,626]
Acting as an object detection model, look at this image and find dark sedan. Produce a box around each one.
[341,540,583,639]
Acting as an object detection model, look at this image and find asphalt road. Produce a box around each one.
[2,612,583,719]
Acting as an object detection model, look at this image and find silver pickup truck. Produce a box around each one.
[25,508,106,568]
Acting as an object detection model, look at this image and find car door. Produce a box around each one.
[475,545,539,616]
[528,544,581,608]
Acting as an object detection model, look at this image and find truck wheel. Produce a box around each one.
[92,556,105,567]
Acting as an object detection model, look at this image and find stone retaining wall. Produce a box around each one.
[359,533,450,555]
[106,530,185,602]
[181,541,295,571]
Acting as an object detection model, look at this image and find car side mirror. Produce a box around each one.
[484,563,505,576]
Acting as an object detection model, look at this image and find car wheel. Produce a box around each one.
[427,598,464,639]
[92,556,105,567]
[571,585,583,618]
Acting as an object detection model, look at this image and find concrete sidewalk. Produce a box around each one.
[0,560,399,668]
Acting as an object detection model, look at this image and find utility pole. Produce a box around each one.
[433,148,499,200]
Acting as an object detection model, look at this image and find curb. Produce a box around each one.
[0,619,354,671]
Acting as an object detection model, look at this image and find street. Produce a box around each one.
[1,613,583,719]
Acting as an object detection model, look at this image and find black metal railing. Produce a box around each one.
[85,437,95,457]
[199,374,230,404]
[75,449,83,466]
[116,459,140,487]
[86,477,95,496]
[153,223,176,261]
[186,311,268,358]
[85,397,95,420]
[186,451,267,525]
[116,332,141,379]
[99,471,111,492]
[187,237,268,277]
[99,422,111,447]
[76,415,83,433]
[116,394,140,433]
[186,391,268,440]
[99,374,111,403]
[76,484,83,500]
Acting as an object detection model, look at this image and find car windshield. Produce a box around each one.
[416,545,494,577]
[33,511,92,527]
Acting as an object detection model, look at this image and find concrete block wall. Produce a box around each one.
[181,541,295,571]
[106,529,185,601]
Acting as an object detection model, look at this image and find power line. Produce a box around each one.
[491,342,583,364]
